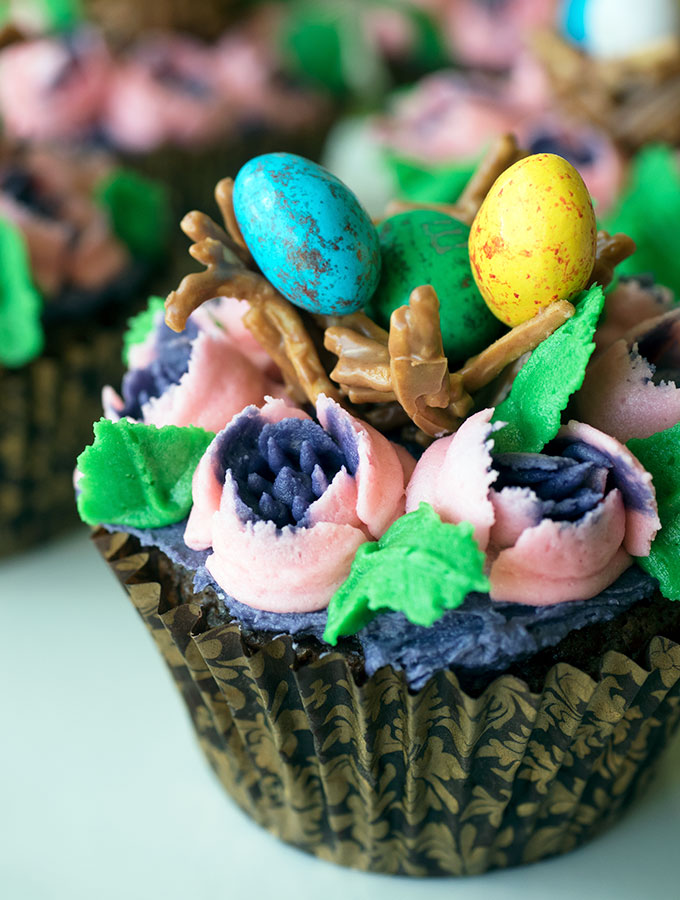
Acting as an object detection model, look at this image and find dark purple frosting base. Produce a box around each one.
[109,522,658,689]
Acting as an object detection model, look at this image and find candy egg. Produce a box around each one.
[232,153,381,316]
[368,210,505,366]
[469,153,596,328]
[562,0,679,59]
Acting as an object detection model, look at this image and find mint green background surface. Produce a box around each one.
[1,528,679,900]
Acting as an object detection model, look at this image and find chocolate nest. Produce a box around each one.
[164,134,635,442]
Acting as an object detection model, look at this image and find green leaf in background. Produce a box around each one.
[76,418,215,528]
[38,0,82,31]
[628,423,680,601]
[602,145,680,298]
[122,295,165,366]
[0,217,44,368]
[281,1,384,99]
[492,284,605,454]
[95,169,171,263]
[323,503,489,645]
[385,152,478,204]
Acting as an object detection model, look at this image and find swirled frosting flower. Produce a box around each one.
[103,303,285,433]
[0,29,112,141]
[406,409,659,605]
[185,395,409,612]
[578,306,680,442]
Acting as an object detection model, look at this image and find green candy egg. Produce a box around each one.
[368,210,506,366]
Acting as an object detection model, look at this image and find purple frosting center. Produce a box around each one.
[213,408,358,529]
[492,440,612,522]
[119,318,198,420]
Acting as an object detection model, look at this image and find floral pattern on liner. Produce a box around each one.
[98,529,680,877]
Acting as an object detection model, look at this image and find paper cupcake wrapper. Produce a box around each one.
[0,312,131,557]
[96,529,680,876]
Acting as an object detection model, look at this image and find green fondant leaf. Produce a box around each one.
[95,169,170,263]
[628,423,680,601]
[323,503,489,645]
[122,295,165,366]
[76,418,214,528]
[385,151,478,204]
[492,284,605,454]
[0,217,44,368]
[602,145,680,298]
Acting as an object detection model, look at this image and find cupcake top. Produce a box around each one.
[0,143,169,368]
[0,21,327,153]
[77,140,680,688]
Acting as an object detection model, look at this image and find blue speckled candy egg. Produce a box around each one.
[561,0,679,58]
[233,153,381,316]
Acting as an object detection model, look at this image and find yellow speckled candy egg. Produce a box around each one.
[469,153,597,327]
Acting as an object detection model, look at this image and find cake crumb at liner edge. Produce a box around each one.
[96,529,680,877]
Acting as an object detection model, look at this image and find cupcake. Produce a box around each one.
[77,143,680,875]
[0,142,169,556]
[0,16,331,217]
[322,65,626,217]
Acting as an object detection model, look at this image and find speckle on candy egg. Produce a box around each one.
[367,210,505,366]
[232,153,381,316]
[469,153,597,328]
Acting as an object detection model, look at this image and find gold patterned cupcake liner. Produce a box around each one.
[96,529,680,876]
[0,311,133,557]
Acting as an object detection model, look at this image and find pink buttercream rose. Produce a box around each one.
[443,0,558,69]
[104,35,227,151]
[0,29,112,141]
[184,395,411,612]
[406,409,659,605]
[103,306,286,433]
[578,306,680,442]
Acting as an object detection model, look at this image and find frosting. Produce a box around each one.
[0,28,112,141]
[578,308,680,442]
[77,418,214,528]
[183,395,408,612]
[76,144,680,688]
[406,409,659,604]
[0,24,326,152]
[103,299,286,433]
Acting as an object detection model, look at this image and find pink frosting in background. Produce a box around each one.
[0,146,129,297]
[104,35,226,152]
[372,66,624,213]
[0,29,112,141]
[405,409,659,606]
[0,24,325,151]
[185,396,408,612]
[442,0,559,69]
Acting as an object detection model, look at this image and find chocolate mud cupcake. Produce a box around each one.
[77,139,680,875]
[0,143,169,556]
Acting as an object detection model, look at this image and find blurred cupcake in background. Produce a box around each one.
[323,67,626,217]
[0,5,332,217]
[0,141,170,556]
